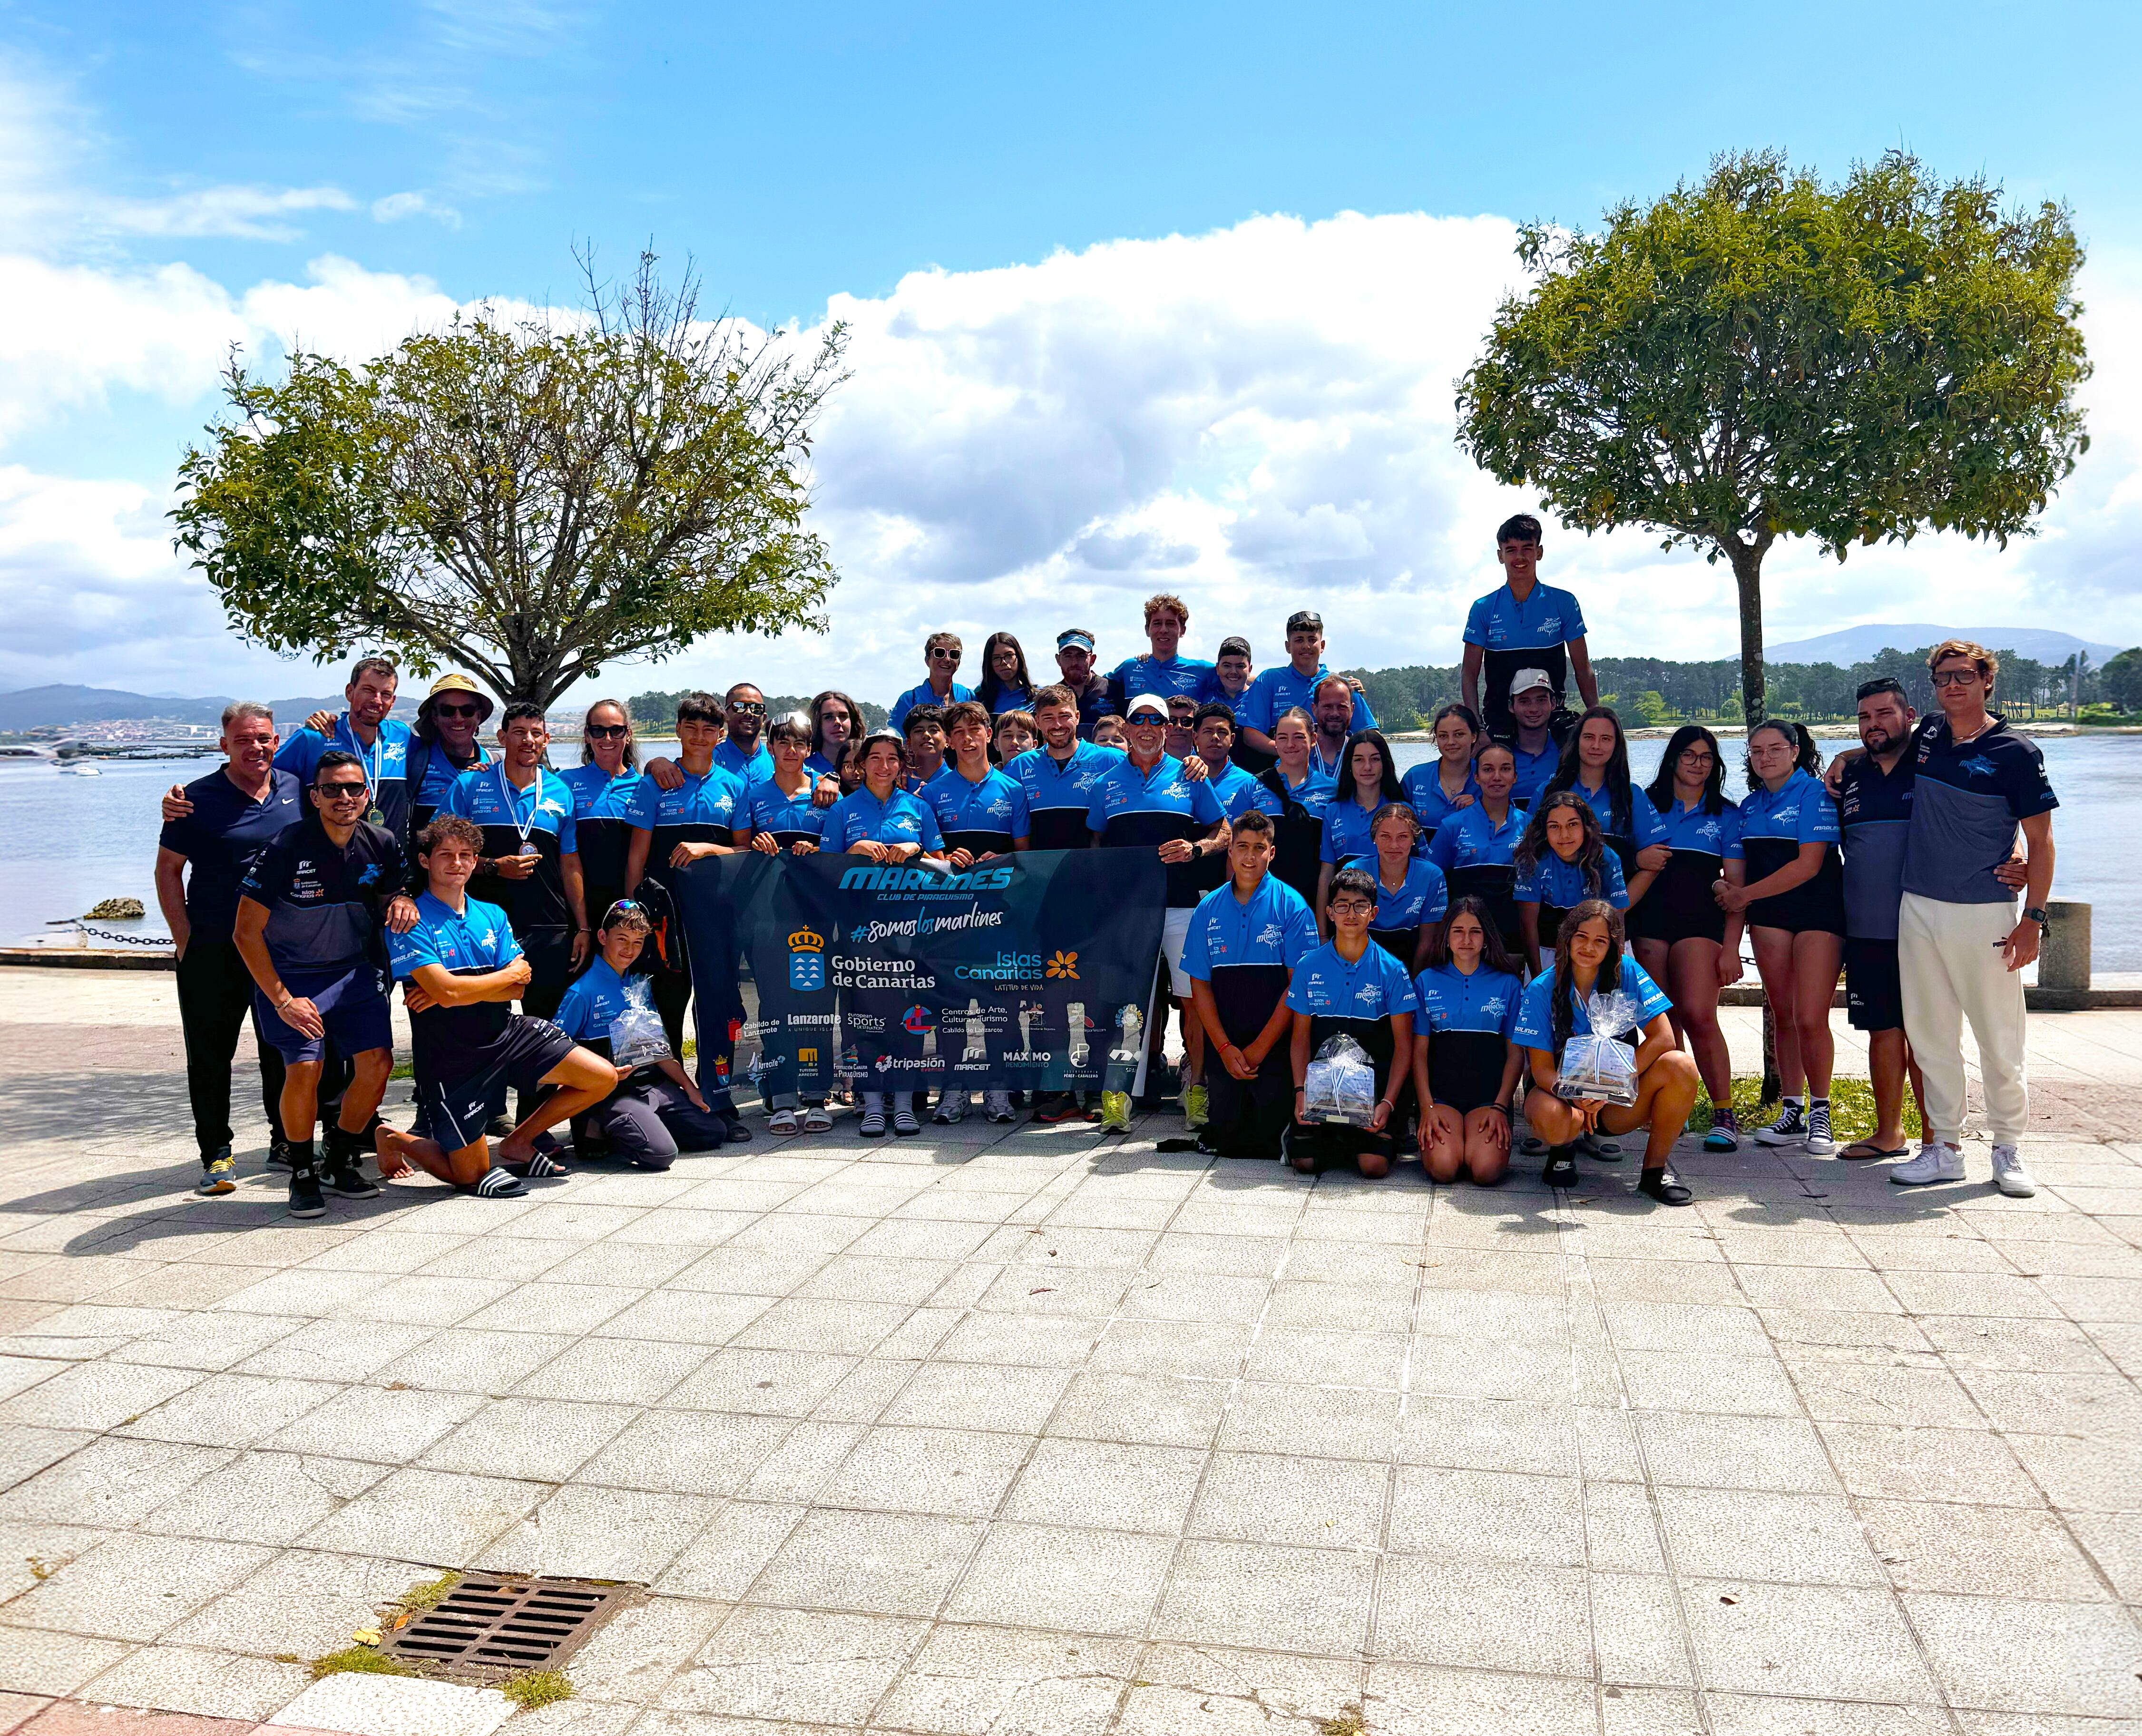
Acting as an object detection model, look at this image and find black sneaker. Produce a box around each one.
[266,1139,293,1171]
[196,1145,236,1196]
[288,1162,327,1219]
[323,1157,381,1199]
[1542,1146,1578,1189]
[1639,1166,1694,1206]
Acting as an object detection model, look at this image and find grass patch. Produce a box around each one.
[1318,1707,1366,1736]
[500,1669,575,1710]
[392,1569,460,1617]
[1687,1076,1920,1141]
[390,1061,414,1081]
[310,1647,415,1681]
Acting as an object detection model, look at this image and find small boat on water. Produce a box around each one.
[56,761,101,776]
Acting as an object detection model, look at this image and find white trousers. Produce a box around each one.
[1897,891,2029,1145]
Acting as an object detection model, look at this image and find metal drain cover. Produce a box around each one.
[383,1576,629,1677]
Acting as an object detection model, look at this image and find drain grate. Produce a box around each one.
[382,1577,628,1676]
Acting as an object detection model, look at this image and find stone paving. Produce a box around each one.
[2,969,2142,1734]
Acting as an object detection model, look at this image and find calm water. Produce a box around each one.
[6,735,2138,969]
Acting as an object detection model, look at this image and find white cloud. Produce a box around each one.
[372,190,463,228]
[100,185,356,242]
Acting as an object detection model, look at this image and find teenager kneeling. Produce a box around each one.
[1514,898,1700,1205]
[377,816,623,1197]
[1412,896,1528,1186]
[1284,866,1418,1178]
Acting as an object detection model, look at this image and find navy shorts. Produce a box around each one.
[254,965,393,1065]
[419,1017,580,1152]
[1844,936,1904,1033]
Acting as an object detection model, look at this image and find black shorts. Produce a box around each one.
[1844,937,1904,1032]
[419,1017,579,1151]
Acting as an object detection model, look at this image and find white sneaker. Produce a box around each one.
[932,1092,967,1125]
[1990,1144,2038,1198]
[1890,1142,1966,1186]
[984,1091,1016,1123]
[1803,1102,1836,1158]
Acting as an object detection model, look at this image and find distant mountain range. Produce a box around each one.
[1765,625,2126,667]
[0,684,419,732]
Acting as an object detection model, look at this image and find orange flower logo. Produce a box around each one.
[1045,950,1079,980]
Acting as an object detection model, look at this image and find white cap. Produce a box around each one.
[1508,667,1554,698]
[1125,695,1170,720]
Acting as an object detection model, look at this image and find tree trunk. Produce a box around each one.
[1726,538,1780,1102]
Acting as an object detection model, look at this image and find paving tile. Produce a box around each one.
[1189,1451,1387,1550]
[510,1337,710,1406]
[1047,1371,1231,1447]
[71,1643,309,1721]
[4,1533,273,1641]
[1000,1437,1202,1534]
[978,1264,1137,1320]
[1701,1695,1948,1736]
[269,1673,512,1736]
[1816,1421,2034,1503]
[454,1281,644,1336]
[1220,1381,1398,1459]
[2062,1508,2142,1599]
[0,1695,51,1735]
[1085,1318,1247,1378]
[1365,1660,1596,1736]
[660,1605,926,1720]
[117,1374,341,1449]
[653,1499,801,1599]
[0,1437,229,1528]
[818,1424,1032,1518]
[1959,1367,2142,1440]
[1903,1590,2142,1715]
[179,1546,438,1658]
[658,1347,855,1417]
[1591,1571,1694,1687]
[1656,1488,1883,1586]
[0,1362,204,1433]
[879,1362,1069,1434]
[1928,1315,2118,1371]
[810,1358,917,1425]
[1388,1465,1584,1567]
[1856,1498,2108,1599]
[734,1419,864,1502]
[1679,1578,1939,1702]
[1371,1555,1593,1675]
[944,1521,1175,1635]
[576,1409,795,1497]
[0,1520,106,1601]
[415,1236,581,1283]
[1584,1480,1668,1575]
[1883,1269,2062,1319]
[1153,1538,1374,1657]
[208,1270,391,1319]
[726,1296,909,1355]
[368,1328,576,1394]
[792,1255,959,1306]
[873,1624,1137,1736]
[1413,1289,1572,1343]
[587,1289,772,1347]
[1600,1299,1772,1355]
[747,1508,984,1616]
[554,1593,726,1707]
[1396,1397,1578,1476]
[477,1482,721,1580]
[263,1384,486,1464]
[141,1450,383,1545]
[0,1628,133,1697]
[1779,1351,1985,1427]
[2006,1432,2142,1512]
[1616,1349,1804,1417]
[417,1396,636,1481]
[297,1466,548,1560]
[229,1319,437,1383]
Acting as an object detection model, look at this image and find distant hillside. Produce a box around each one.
[0,684,416,731]
[1766,624,2125,667]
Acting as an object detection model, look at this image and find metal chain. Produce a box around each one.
[41,919,175,949]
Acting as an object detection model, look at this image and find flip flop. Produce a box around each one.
[1839,1141,1908,1161]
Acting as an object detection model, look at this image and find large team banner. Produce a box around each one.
[674,850,1167,1099]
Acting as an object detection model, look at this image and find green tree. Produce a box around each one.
[1457,150,2090,729]
[1633,690,1670,727]
[2098,648,2142,715]
[173,252,848,708]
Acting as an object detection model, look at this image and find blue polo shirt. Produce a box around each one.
[636,765,750,899]
[1321,796,1398,866]
[1106,653,1217,710]
[1286,941,1421,1021]
[804,751,840,782]
[552,956,641,1053]
[1515,848,1629,910]
[1554,774,1667,848]
[1399,763,1483,836]
[159,768,305,943]
[921,763,1029,856]
[1237,665,1377,737]
[1084,752,1227,907]
[1463,583,1587,654]
[1180,874,1319,982]
[1428,803,1528,871]
[1512,955,1671,1050]
[385,889,522,1085]
[558,762,653,824]
[712,740,776,791]
[1507,739,1561,806]
[407,740,490,822]
[1901,716,2057,907]
[442,765,577,853]
[1204,761,1285,822]
[827,786,944,852]
[1340,855,1450,932]
[740,778,830,850]
[1414,961,1524,1037]
[1009,741,1115,851]
[1650,792,1745,861]
[984,684,1036,715]
[1740,768,1840,851]
[889,681,974,731]
[276,714,415,839]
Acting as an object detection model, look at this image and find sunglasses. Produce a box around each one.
[317,781,369,800]
[729,701,766,716]
[1930,668,1983,687]
[433,702,482,719]
[586,723,630,740]
[929,649,961,662]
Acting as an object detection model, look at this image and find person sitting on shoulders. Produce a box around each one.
[552,899,734,1161]
[1284,866,1418,1178]
[378,816,619,1195]
[1340,803,1448,969]
[977,631,1038,716]
[1513,790,1628,978]
[1513,898,1698,1204]
[1412,896,1527,1186]
[1400,703,1484,836]
[1181,811,1318,1159]
[890,633,975,730]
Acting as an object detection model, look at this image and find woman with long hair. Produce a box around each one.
[1256,708,1336,908]
[837,734,870,796]
[1399,703,1484,835]
[976,632,1037,716]
[1412,897,1527,1186]
[1427,739,1529,957]
[1317,728,1407,928]
[1513,899,1700,1204]
[1513,790,1628,977]
[1719,719,1847,1157]
[808,691,863,786]
[1632,725,1746,1151]
[560,698,647,947]
[1544,705,1670,899]
[1341,803,1448,969]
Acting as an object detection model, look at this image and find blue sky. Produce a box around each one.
[4,0,2139,700]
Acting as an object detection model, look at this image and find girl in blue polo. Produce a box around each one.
[1340,802,1448,969]
[1411,895,1528,1186]
[1318,728,1410,920]
[1513,790,1628,976]
[1428,739,1529,957]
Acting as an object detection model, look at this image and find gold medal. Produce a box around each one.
[367,807,385,826]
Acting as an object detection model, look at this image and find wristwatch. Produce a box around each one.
[2025,906,2051,931]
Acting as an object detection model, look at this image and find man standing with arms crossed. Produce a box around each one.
[1886,641,2057,1197]
[156,702,304,1193]
[1462,515,1598,741]
[232,751,400,1218]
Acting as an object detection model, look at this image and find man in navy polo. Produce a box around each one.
[155,701,309,1193]
[1236,611,1378,762]
[1182,811,1317,1157]
[1461,515,1598,740]
[1053,629,1113,740]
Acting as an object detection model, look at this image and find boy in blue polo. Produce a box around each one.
[1461,515,1598,741]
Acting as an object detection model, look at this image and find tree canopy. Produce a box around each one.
[173,252,848,708]
[1457,149,2091,726]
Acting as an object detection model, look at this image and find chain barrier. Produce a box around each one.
[40,920,176,950]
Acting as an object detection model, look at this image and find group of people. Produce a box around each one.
[154,513,2059,1215]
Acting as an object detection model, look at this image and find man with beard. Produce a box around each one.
[1308,675,1358,781]
[404,674,495,834]
[714,683,776,791]
[1053,629,1113,739]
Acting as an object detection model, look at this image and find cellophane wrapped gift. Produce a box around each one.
[608,976,674,1071]
[1302,1034,1378,1126]
[1553,987,1641,1105]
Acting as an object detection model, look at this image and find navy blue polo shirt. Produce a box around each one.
[1010,741,1115,850]
[889,681,974,730]
[921,763,1029,857]
[826,786,945,852]
[1901,716,2056,905]
[739,778,830,850]
[1507,739,1561,806]
[159,768,304,943]
[1286,940,1421,1021]
[1414,961,1524,1037]
[1463,583,1587,655]
[1180,874,1319,981]
[1515,848,1628,911]
[1428,803,1527,871]
[1400,763,1483,835]
[1237,664,1377,737]
[1837,753,1915,939]
[1340,855,1450,932]
[1083,752,1227,907]
[239,814,401,977]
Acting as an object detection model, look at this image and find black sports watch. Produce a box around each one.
[2025,906,2051,930]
